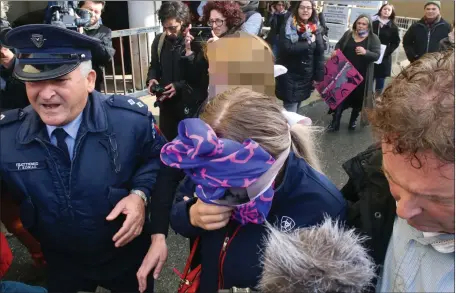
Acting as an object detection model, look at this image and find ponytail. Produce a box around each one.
[290,124,323,173]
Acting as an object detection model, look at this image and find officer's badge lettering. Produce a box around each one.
[280,216,296,232]
[127,99,135,105]
[0,114,5,120]
[8,161,46,171]
[31,34,46,48]
[137,102,144,108]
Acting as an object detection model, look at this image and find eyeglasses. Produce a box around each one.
[207,19,225,27]
[299,6,313,11]
[163,25,179,32]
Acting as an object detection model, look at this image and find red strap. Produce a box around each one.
[184,236,200,275]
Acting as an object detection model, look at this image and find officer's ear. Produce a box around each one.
[86,69,97,93]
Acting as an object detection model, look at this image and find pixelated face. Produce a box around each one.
[382,143,455,233]
[208,9,228,37]
[356,18,369,31]
[207,35,275,98]
[425,4,440,19]
[381,5,393,18]
[25,66,96,126]
[298,1,313,21]
[80,1,103,26]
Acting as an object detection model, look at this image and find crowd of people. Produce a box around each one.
[0,1,454,293]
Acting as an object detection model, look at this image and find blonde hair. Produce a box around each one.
[200,87,322,172]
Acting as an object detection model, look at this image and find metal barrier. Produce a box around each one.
[391,17,420,74]
[395,16,420,30]
[102,25,162,97]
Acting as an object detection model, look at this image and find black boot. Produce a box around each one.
[327,106,343,132]
[348,109,360,130]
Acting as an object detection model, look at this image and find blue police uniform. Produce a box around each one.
[0,24,176,292]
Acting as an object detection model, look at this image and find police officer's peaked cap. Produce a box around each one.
[5,24,102,82]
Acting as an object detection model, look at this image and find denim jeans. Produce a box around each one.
[283,101,302,113]
[375,77,386,93]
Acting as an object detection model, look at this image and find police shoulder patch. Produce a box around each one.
[0,109,27,126]
[105,95,149,115]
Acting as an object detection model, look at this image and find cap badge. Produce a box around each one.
[31,34,46,48]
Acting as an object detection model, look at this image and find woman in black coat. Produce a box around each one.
[372,3,400,94]
[327,14,381,132]
[266,1,291,59]
[275,0,325,113]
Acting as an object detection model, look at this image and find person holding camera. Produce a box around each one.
[146,1,192,141]
[77,1,115,92]
[180,1,246,116]
[0,16,28,111]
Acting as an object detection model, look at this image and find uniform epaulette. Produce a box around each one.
[0,108,26,126]
[105,95,149,116]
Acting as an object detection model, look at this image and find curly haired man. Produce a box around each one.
[342,50,454,293]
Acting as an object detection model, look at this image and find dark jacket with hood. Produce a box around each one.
[372,18,400,78]
[275,12,325,103]
[341,144,396,292]
[146,32,193,140]
[0,58,29,111]
[83,24,116,91]
[403,16,451,62]
[171,152,346,293]
[266,10,291,47]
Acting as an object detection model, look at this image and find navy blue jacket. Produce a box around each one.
[171,152,346,292]
[0,58,29,111]
[0,91,173,279]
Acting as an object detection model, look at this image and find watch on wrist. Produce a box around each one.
[130,189,148,206]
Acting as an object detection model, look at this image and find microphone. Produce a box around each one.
[258,217,376,293]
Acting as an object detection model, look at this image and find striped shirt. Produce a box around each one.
[377,217,455,292]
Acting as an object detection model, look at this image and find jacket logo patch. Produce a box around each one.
[7,161,46,171]
[280,216,296,232]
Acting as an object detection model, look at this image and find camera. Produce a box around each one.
[48,1,93,30]
[151,84,166,108]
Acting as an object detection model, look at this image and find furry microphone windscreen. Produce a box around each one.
[258,217,376,293]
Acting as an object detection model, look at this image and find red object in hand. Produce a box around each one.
[0,232,13,278]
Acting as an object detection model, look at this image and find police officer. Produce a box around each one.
[0,24,177,293]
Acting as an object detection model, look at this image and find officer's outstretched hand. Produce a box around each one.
[106,194,146,247]
[137,233,168,293]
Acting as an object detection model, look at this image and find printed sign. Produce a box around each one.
[327,1,382,9]
[375,44,387,64]
[316,50,364,110]
[323,5,350,25]
[326,22,349,41]
[350,7,379,24]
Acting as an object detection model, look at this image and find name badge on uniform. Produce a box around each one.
[7,161,47,171]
